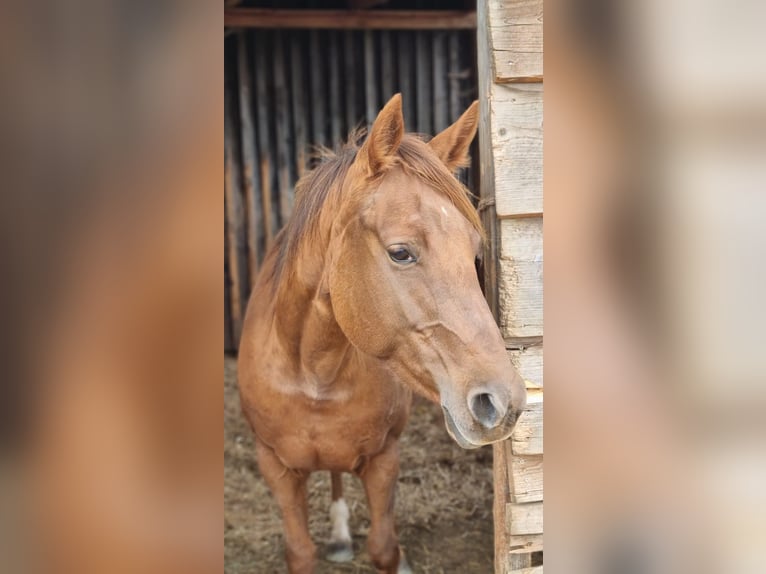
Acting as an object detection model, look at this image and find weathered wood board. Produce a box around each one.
[488,0,543,83]
[491,83,543,217]
[508,454,543,503]
[507,501,543,536]
[499,217,543,339]
[508,344,543,388]
[511,388,543,455]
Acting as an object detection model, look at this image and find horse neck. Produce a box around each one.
[272,229,355,387]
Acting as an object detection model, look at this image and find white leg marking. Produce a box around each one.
[326,498,354,562]
[329,498,351,544]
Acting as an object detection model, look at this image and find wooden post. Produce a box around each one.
[415,31,431,134]
[364,30,377,126]
[397,32,415,132]
[290,32,308,178]
[309,30,326,148]
[254,31,275,247]
[380,31,395,101]
[273,31,293,226]
[236,31,262,284]
[432,31,449,133]
[329,31,343,144]
[224,79,249,345]
[478,0,544,571]
[344,31,359,133]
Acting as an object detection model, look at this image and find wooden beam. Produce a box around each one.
[225,9,477,30]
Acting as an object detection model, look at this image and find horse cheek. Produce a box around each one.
[329,242,396,358]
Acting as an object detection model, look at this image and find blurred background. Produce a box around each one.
[545,0,766,572]
[1,0,765,572]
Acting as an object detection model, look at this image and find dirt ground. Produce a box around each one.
[224,356,496,574]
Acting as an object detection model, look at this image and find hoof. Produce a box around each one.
[325,540,354,563]
[398,551,413,574]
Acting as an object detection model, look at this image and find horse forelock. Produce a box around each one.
[272,132,484,290]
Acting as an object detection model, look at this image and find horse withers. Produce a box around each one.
[237,94,527,574]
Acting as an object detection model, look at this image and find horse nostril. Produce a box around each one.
[469,392,503,429]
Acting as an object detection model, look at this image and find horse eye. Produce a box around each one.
[387,246,416,264]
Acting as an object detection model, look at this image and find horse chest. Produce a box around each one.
[254,385,409,472]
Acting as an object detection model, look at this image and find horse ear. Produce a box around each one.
[358,93,404,175]
[429,100,479,171]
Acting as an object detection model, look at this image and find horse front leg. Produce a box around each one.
[359,438,412,574]
[254,439,316,574]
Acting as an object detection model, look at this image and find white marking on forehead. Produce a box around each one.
[441,206,448,216]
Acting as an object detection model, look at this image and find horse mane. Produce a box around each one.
[273,130,484,286]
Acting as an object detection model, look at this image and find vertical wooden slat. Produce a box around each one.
[237,32,262,284]
[397,32,415,132]
[273,30,293,225]
[432,30,449,133]
[224,79,248,345]
[416,31,431,134]
[364,30,377,125]
[344,30,358,133]
[449,32,461,122]
[309,30,326,147]
[254,32,275,247]
[328,31,343,144]
[224,222,233,353]
[290,32,308,179]
[380,30,395,101]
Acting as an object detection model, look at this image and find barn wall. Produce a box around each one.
[477,0,543,572]
[224,26,479,351]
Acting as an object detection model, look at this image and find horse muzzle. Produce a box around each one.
[440,403,522,449]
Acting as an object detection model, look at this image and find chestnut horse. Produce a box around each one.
[238,94,527,574]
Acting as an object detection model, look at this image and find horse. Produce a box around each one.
[237,94,527,574]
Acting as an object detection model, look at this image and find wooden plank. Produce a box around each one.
[507,533,543,554]
[224,80,248,344]
[290,32,308,178]
[482,6,507,573]
[499,217,543,338]
[224,224,234,352]
[397,32,415,132]
[492,83,543,217]
[329,31,343,143]
[512,389,542,455]
[448,32,462,122]
[432,31,449,133]
[508,455,543,504]
[344,31,359,133]
[236,31,262,283]
[509,566,542,574]
[254,32,275,246]
[380,31,395,102]
[493,440,511,574]
[487,0,543,82]
[415,31,431,134]
[225,9,477,30]
[273,31,293,225]
[507,345,543,388]
[309,30,326,148]
[506,502,543,536]
[364,31,377,126]
[478,3,502,320]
